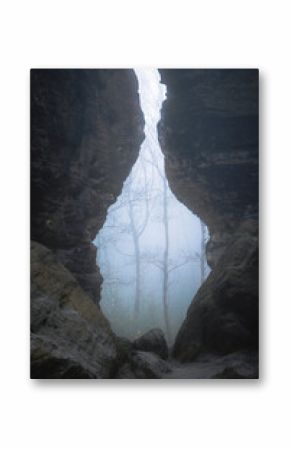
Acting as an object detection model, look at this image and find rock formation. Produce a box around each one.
[31,68,259,378]
[116,351,171,379]
[159,69,258,370]
[31,242,118,378]
[133,328,169,360]
[31,69,144,303]
[31,69,144,378]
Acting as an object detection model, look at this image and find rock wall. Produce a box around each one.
[31,69,144,378]
[31,69,144,302]
[159,69,259,363]
[31,242,119,378]
[31,68,259,377]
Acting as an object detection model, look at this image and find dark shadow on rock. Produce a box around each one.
[133,328,169,360]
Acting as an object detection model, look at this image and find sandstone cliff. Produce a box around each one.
[31,69,144,378]
[31,68,259,378]
[31,69,144,302]
[159,69,258,367]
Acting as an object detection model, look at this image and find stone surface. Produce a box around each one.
[159,69,259,367]
[163,351,258,379]
[173,220,258,362]
[159,69,258,266]
[31,69,144,302]
[133,328,169,360]
[116,351,171,379]
[31,69,144,378]
[31,242,119,379]
[31,68,259,378]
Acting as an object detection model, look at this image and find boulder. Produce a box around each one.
[163,351,258,379]
[116,351,171,379]
[31,241,119,379]
[173,220,258,362]
[133,328,169,360]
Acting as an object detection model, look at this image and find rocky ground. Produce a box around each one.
[115,329,258,379]
[163,353,258,379]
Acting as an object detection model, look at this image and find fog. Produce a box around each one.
[94,68,210,343]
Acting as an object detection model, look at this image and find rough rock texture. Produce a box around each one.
[31,68,259,378]
[31,242,118,378]
[31,69,144,302]
[174,220,258,361]
[111,336,171,379]
[159,69,259,367]
[116,351,171,379]
[31,69,144,378]
[163,351,258,379]
[133,328,169,360]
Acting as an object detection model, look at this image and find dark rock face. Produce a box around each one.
[164,351,258,379]
[116,351,171,379]
[133,328,169,360]
[31,68,259,378]
[159,69,259,366]
[31,69,144,378]
[31,69,144,302]
[31,242,118,378]
[159,69,258,265]
[113,336,171,378]
[174,220,258,362]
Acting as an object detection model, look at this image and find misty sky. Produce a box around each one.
[94,69,210,342]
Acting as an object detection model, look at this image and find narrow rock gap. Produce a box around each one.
[94,69,210,345]
[30,69,259,379]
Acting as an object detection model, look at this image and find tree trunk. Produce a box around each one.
[200,221,206,284]
[128,193,142,319]
[162,176,171,343]
[133,237,141,319]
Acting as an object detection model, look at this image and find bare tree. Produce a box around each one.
[99,156,154,319]
[193,220,208,285]
[161,174,171,342]
[200,221,207,283]
[140,150,200,343]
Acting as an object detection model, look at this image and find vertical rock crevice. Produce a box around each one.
[31,68,259,378]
